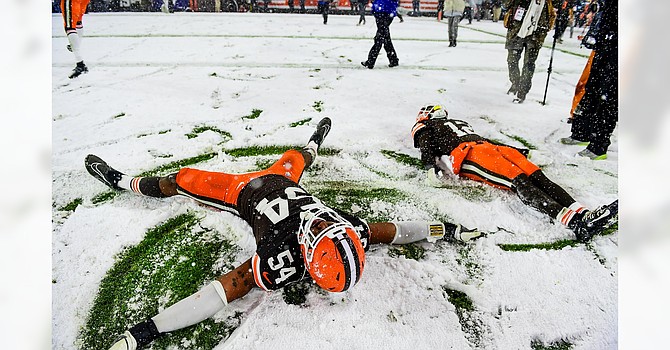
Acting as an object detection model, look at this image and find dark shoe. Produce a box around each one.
[361,61,374,69]
[388,61,399,68]
[69,61,88,79]
[85,154,124,190]
[559,137,590,146]
[577,148,607,160]
[448,40,455,47]
[453,40,457,47]
[513,91,526,103]
[569,200,618,242]
[308,117,332,148]
[67,44,73,52]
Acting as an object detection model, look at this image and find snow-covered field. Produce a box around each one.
[51,12,619,350]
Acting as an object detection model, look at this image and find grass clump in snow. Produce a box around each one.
[290,118,312,127]
[185,125,233,142]
[380,150,424,169]
[59,198,82,212]
[282,280,313,305]
[312,101,324,112]
[224,145,340,157]
[530,338,574,350]
[498,239,579,252]
[78,212,241,350]
[242,108,263,120]
[308,182,405,222]
[388,244,425,260]
[92,191,119,204]
[138,152,218,177]
[444,287,485,347]
[499,131,538,150]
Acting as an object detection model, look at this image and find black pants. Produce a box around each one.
[318,2,329,23]
[461,6,473,23]
[366,13,398,66]
[358,2,366,24]
[570,48,618,155]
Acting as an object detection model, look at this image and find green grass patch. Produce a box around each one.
[290,118,312,127]
[92,191,119,204]
[242,108,263,120]
[309,182,405,221]
[600,222,618,236]
[531,338,574,350]
[312,101,324,112]
[388,243,425,260]
[444,287,484,347]
[78,213,241,350]
[444,288,474,312]
[138,152,218,177]
[380,150,424,169]
[499,131,538,150]
[282,280,313,305]
[59,198,82,211]
[185,125,233,141]
[498,239,579,252]
[456,245,482,282]
[223,145,340,158]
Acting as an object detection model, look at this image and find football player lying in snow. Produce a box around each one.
[410,105,618,242]
[85,118,481,350]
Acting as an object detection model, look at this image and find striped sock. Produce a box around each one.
[569,202,588,213]
[557,207,578,227]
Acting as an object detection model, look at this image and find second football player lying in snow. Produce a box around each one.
[411,105,618,242]
[86,118,480,350]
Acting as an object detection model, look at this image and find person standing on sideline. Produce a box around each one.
[460,0,474,24]
[361,0,399,69]
[503,0,556,103]
[318,0,331,24]
[437,0,444,20]
[412,0,420,16]
[357,0,369,25]
[560,0,616,160]
[491,0,501,22]
[61,0,91,78]
[300,0,305,12]
[443,0,474,47]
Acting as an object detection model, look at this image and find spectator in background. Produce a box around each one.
[396,3,405,22]
[361,0,399,69]
[357,0,369,25]
[560,0,616,160]
[554,0,576,43]
[263,0,270,11]
[503,0,556,103]
[288,0,294,12]
[412,0,420,16]
[491,0,501,22]
[318,0,330,24]
[460,0,474,24]
[437,0,444,20]
[443,0,474,47]
[299,0,305,12]
[60,0,90,78]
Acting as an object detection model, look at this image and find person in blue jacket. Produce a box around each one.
[318,0,331,24]
[361,0,399,69]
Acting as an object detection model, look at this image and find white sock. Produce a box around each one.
[391,221,445,244]
[117,175,134,192]
[67,32,83,62]
[151,281,228,333]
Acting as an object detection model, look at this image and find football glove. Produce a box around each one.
[450,224,482,242]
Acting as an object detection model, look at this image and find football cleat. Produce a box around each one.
[69,61,88,79]
[308,117,331,149]
[85,154,124,190]
[108,331,137,350]
[570,200,618,242]
[298,207,365,293]
[577,148,607,160]
[559,137,589,146]
[388,61,399,68]
[66,44,73,52]
[361,61,374,69]
[444,223,482,242]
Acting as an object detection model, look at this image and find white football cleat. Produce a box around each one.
[109,331,137,350]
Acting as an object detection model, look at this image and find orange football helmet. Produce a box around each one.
[298,207,365,293]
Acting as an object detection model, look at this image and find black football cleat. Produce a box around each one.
[85,154,124,190]
[69,61,88,79]
[308,117,332,149]
[570,200,618,242]
[388,61,399,68]
[361,61,374,69]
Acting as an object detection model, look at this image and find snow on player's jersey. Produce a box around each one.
[237,174,370,291]
[412,118,486,168]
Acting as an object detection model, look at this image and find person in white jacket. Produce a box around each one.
[443,0,475,46]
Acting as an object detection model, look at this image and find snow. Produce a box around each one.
[52,12,618,350]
